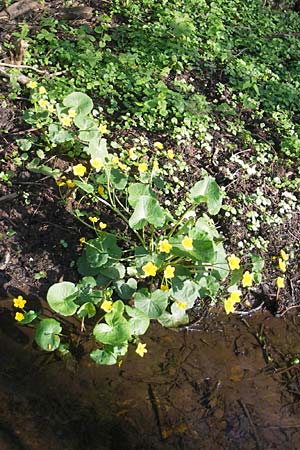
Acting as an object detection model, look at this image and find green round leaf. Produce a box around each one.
[63,92,93,115]
[35,318,62,352]
[134,289,168,319]
[47,281,79,316]
[93,321,131,345]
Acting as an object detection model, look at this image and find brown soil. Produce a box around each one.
[1,312,300,450]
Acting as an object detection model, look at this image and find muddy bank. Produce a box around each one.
[1,311,300,450]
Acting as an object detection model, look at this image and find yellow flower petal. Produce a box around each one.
[280,250,288,262]
[89,216,99,223]
[79,237,86,246]
[39,86,46,95]
[13,295,27,309]
[97,185,105,196]
[99,222,107,230]
[142,261,158,277]
[68,108,76,118]
[278,258,286,273]
[228,254,240,271]
[277,276,285,289]
[61,116,72,127]
[138,162,148,173]
[15,312,25,322]
[176,301,187,310]
[159,239,172,254]
[73,164,86,177]
[182,236,193,250]
[154,142,163,150]
[153,160,159,170]
[224,298,235,315]
[167,149,174,159]
[66,179,75,188]
[164,265,175,279]
[27,80,37,89]
[91,158,103,172]
[99,123,108,134]
[101,299,113,312]
[228,291,241,303]
[160,284,169,291]
[38,99,48,109]
[242,271,254,288]
[136,342,147,357]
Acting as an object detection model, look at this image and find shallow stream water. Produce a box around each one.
[1,311,300,449]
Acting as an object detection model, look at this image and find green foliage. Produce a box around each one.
[12,0,300,365]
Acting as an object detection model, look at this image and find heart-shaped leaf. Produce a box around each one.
[35,318,62,352]
[63,92,93,115]
[47,281,79,316]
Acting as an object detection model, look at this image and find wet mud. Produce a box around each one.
[1,311,300,450]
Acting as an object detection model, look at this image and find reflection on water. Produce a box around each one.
[1,311,300,449]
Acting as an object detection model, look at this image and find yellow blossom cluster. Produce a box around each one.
[13,295,27,322]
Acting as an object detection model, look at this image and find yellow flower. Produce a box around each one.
[159,239,172,254]
[167,149,174,159]
[176,301,187,310]
[101,299,113,313]
[97,185,105,196]
[277,276,285,289]
[128,148,137,160]
[47,104,55,113]
[280,250,289,261]
[15,312,25,322]
[61,116,72,127]
[73,164,86,177]
[27,80,37,89]
[154,141,163,150]
[38,98,48,109]
[164,265,175,279]
[142,261,158,277]
[278,258,286,273]
[136,342,147,357]
[13,295,27,309]
[112,155,119,164]
[56,180,66,187]
[228,291,241,303]
[153,160,159,170]
[118,162,128,171]
[224,298,236,315]
[99,222,107,230]
[79,237,86,246]
[66,179,75,188]
[160,284,169,291]
[99,123,108,134]
[39,86,46,95]
[90,158,103,172]
[68,108,76,118]
[182,236,193,250]
[89,216,99,223]
[228,254,240,271]
[242,271,254,288]
[138,162,148,173]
